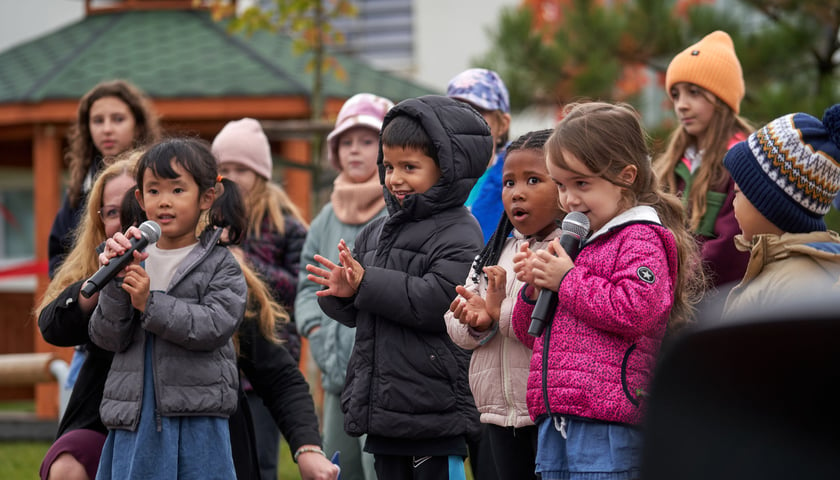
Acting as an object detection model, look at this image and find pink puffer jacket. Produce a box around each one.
[512,207,678,425]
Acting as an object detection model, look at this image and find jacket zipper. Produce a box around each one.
[150,331,163,432]
[367,319,376,433]
[541,321,552,418]
[149,234,211,433]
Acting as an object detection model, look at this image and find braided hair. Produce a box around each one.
[469,128,555,284]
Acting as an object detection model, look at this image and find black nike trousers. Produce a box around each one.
[373,453,461,479]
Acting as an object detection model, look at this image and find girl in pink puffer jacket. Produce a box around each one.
[511,102,704,480]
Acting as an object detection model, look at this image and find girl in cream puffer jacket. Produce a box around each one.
[447,229,560,427]
[446,128,563,479]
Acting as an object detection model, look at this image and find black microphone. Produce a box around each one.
[527,211,590,337]
[80,221,161,298]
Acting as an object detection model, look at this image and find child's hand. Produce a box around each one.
[98,227,149,273]
[337,239,365,291]
[450,286,494,331]
[512,242,537,285]
[483,265,507,322]
[306,254,357,298]
[120,264,150,311]
[531,238,574,292]
[296,448,340,480]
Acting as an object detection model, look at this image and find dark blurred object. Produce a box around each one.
[641,293,840,480]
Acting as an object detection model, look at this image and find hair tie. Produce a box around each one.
[216,175,224,183]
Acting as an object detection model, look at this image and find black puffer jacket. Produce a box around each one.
[319,95,492,440]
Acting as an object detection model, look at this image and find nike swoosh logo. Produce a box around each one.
[413,456,432,469]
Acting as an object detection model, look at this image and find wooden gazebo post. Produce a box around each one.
[32,122,69,419]
[279,139,312,221]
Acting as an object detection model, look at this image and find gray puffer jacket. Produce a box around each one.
[89,228,246,431]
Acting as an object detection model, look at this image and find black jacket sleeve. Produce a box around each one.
[55,346,112,437]
[317,295,358,327]
[237,318,322,452]
[38,280,93,347]
[48,196,82,278]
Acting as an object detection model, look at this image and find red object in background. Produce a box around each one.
[0,260,48,279]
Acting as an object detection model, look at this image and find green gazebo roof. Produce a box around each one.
[0,9,437,104]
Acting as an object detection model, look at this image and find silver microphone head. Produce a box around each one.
[561,211,590,238]
[139,220,161,244]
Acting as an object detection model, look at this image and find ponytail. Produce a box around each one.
[206,177,246,244]
[470,213,515,283]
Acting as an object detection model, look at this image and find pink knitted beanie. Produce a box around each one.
[212,118,272,180]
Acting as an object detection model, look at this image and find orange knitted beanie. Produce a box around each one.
[665,31,745,114]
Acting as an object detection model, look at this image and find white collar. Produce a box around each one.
[585,205,662,244]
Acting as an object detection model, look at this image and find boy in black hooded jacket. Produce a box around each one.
[307,95,492,479]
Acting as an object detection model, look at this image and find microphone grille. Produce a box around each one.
[561,211,590,238]
[139,220,162,243]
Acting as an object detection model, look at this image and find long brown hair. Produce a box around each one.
[36,150,142,316]
[547,102,705,330]
[653,88,753,231]
[65,79,161,208]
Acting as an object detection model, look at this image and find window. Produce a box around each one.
[0,169,35,292]
[0,170,34,259]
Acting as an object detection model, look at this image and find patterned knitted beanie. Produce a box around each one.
[723,104,840,233]
[666,31,745,114]
[446,68,510,114]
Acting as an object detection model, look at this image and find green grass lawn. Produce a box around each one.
[0,400,474,479]
[0,436,476,479]
[0,399,302,478]
[0,441,51,479]
[0,438,300,479]
[0,400,49,479]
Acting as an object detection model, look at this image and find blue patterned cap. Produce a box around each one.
[446,68,510,113]
[724,104,840,233]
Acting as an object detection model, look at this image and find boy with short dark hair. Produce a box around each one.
[306,95,493,479]
[722,104,840,317]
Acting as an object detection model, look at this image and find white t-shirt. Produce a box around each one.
[145,242,197,291]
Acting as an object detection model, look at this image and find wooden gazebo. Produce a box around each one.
[0,0,435,418]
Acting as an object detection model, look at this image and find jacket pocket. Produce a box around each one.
[696,190,726,238]
[620,343,641,407]
[378,336,457,414]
